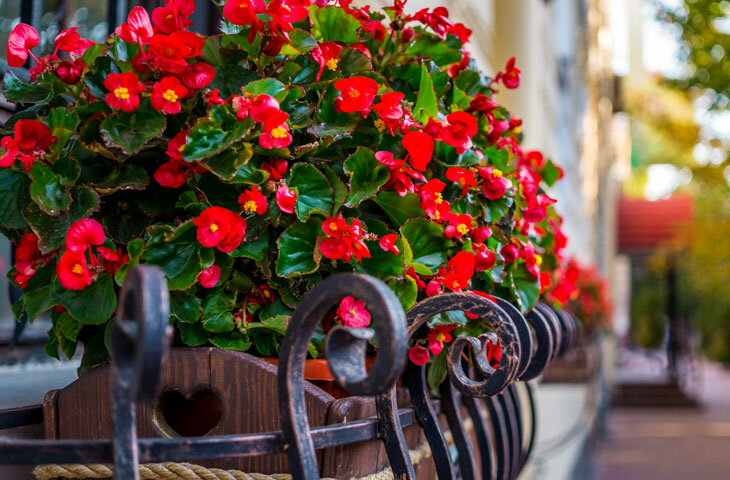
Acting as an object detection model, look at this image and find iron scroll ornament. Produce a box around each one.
[277,273,409,480]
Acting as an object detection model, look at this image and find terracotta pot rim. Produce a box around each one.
[263,357,376,381]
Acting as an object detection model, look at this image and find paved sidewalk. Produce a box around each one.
[594,361,730,479]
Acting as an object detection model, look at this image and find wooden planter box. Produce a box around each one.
[43,347,463,478]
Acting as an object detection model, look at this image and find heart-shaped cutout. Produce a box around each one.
[153,389,223,437]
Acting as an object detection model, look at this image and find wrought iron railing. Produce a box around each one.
[0,265,580,480]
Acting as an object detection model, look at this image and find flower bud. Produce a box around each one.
[56,60,81,84]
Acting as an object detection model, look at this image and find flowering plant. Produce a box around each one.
[1,0,566,371]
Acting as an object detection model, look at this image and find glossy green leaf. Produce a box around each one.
[279,29,318,55]
[373,191,424,225]
[406,34,462,67]
[100,100,166,155]
[23,264,55,320]
[202,144,253,181]
[0,169,31,229]
[51,274,117,325]
[388,276,418,311]
[276,217,323,278]
[29,162,71,215]
[288,163,333,221]
[312,6,361,43]
[178,320,209,346]
[343,147,389,207]
[321,165,347,215]
[355,219,405,280]
[210,332,251,351]
[414,64,438,124]
[229,230,269,261]
[182,107,253,162]
[513,265,540,313]
[242,78,289,102]
[170,290,203,324]
[202,288,236,332]
[401,219,452,273]
[209,64,258,98]
[2,71,52,103]
[142,222,202,290]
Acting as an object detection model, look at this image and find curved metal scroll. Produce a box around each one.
[277,273,408,480]
[109,266,171,480]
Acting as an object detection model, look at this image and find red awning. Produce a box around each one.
[617,195,693,253]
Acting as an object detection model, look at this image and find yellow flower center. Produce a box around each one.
[326,57,339,70]
[329,223,338,232]
[270,126,288,139]
[434,192,443,204]
[114,87,130,100]
[349,309,357,317]
[457,223,469,235]
[348,89,360,98]
[492,168,503,178]
[72,263,84,275]
[534,254,542,266]
[209,223,219,233]
[374,119,386,132]
[162,89,178,102]
[178,144,185,153]
[433,210,440,221]
[513,126,521,134]
[436,332,446,342]
[243,200,258,212]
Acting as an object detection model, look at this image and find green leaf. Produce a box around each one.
[388,277,418,311]
[2,71,52,103]
[86,161,149,193]
[53,157,81,185]
[177,320,209,346]
[513,265,540,313]
[23,264,55,320]
[401,219,452,274]
[209,65,258,98]
[427,350,448,391]
[142,222,202,290]
[343,147,389,207]
[202,145,253,181]
[25,187,100,253]
[229,230,269,261]
[52,274,117,325]
[57,312,82,341]
[276,217,323,278]
[279,29,318,55]
[100,100,166,155]
[355,219,405,280]
[288,163,333,221]
[202,288,235,332]
[406,34,462,67]
[321,165,347,214]
[182,106,253,162]
[48,107,80,131]
[44,327,60,360]
[373,191,424,225]
[201,36,224,66]
[541,159,561,187]
[170,290,202,324]
[242,78,289,102]
[312,6,361,43]
[29,162,71,215]
[339,47,373,76]
[0,169,31,229]
[414,64,439,124]
[81,325,110,368]
[261,314,290,335]
[210,332,251,351]
[81,44,106,66]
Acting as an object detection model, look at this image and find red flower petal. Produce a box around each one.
[7,23,39,68]
[66,218,105,253]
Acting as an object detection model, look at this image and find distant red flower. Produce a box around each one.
[426,280,443,297]
[7,23,40,68]
[337,296,371,328]
[486,340,501,366]
[116,6,154,45]
[103,72,144,113]
[149,31,204,73]
[193,207,247,253]
[496,57,520,89]
[152,0,195,34]
[427,324,456,355]
[151,76,188,114]
[54,27,94,56]
[238,187,268,215]
[11,233,44,289]
[409,345,430,366]
[154,160,187,188]
[444,214,472,239]
[206,89,226,107]
[198,264,221,288]
[334,76,379,115]
[66,218,105,253]
[362,21,386,41]
[446,167,477,194]
[57,250,92,290]
[276,185,297,213]
[470,226,492,244]
[379,233,400,256]
[473,244,496,271]
[263,36,286,56]
[523,194,557,224]
[98,246,128,275]
[500,244,519,263]
[182,62,215,89]
[402,131,434,171]
[439,251,475,291]
[478,167,512,200]
[467,93,499,113]
[311,42,343,81]
[439,111,478,154]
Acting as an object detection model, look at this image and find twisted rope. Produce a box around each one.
[33,419,473,480]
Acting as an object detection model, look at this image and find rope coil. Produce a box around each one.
[32,420,471,480]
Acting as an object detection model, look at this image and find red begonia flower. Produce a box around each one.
[496,57,520,89]
[362,21,386,41]
[16,233,41,263]
[7,23,40,68]
[56,59,84,84]
[474,244,496,272]
[337,295,371,328]
[154,160,187,188]
[198,264,221,288]
[467,93,499,113]
[470,226,492,244]
[223,0,266,27]
[372,91,405,128]
[249,95,281,123]
[402,131,434,171]
[419,179,446,216]
[409,345,430,366]
[320,237,348,260]
[166,130,189,161]
[14,119,55,153]
[500,244,519,263]
[444,214,472,239]
[182,62,215,89]
[346,237,371,262]
[103,72,144,113]
[439,111,478,154]
[98,246,128,274]
[439,251,475,291]
[259,111,292,149]
[334,76,379,115]
[426,280,443,297]
[238,187,268,215]
[0,137,19,168]
[379,233,400,256]
[350,42,372,59]
[193,207,247,252]
[57,250,92,290]
[276,185,297,214]
[54,27,94,56]
[427,324,456,356]
[149,31,204,73]
[478,167,512,200]
[311,42,343,81]
[446,167,477,194]
[116,6,154,44]
[263,159,288,180]
[152,0,195,33]
[322,215,349,238]
[151,76,188,114]
[66,218,105,253]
